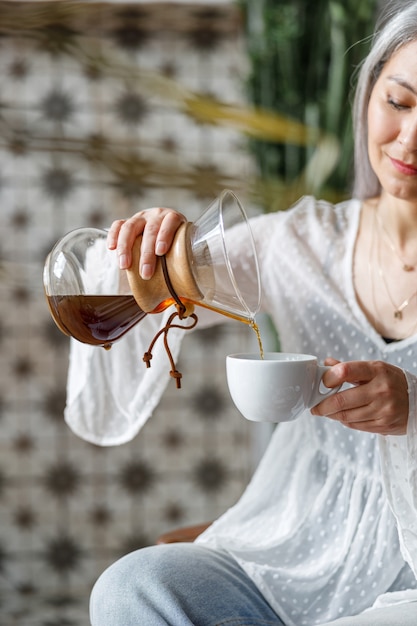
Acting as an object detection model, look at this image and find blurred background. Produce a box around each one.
[0,0,379,624]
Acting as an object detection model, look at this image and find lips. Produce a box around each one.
[389,156,417,175]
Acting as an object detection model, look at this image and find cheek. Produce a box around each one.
[368,103,397,149]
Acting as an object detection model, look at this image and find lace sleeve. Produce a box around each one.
[64,308,187,446]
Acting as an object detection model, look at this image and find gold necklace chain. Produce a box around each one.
[374,207,416,272]
[377,234,417,320]
[373,208,417,324]
[368,209,417,339]
[369,207,381,330]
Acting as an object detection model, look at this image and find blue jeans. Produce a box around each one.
[90,542,417,626]
[90,543,284,626]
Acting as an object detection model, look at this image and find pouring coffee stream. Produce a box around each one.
[43,190,263,387]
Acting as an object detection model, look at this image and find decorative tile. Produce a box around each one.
[0,2,259,623]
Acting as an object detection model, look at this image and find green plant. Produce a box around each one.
[240,0,379,210]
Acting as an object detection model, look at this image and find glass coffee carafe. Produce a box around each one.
[43,190,261,384]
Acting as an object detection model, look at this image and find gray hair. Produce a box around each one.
[353,0,417,199]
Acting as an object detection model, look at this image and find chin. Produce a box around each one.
[388,187,417,203]
[379,174,417,202]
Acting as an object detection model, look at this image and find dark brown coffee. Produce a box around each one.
[46,294,146,349]
[46,294,264,357]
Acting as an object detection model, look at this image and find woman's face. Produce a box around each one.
[368,40,417,201]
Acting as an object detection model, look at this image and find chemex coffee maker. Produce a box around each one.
[43,190,261,387]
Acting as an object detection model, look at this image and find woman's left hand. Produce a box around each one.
[310,358,409,435]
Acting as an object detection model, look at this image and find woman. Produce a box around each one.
[78,1,417,624]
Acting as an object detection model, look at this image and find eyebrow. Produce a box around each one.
[387,75,417,96]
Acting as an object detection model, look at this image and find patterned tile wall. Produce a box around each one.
[0,2,268,624]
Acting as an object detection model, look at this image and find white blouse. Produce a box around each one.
[65,196,417,624]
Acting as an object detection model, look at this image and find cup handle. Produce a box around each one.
[309,365,342,408]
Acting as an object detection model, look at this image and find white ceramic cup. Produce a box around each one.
[226,352,341,423]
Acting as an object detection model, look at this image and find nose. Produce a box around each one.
[398,112,417,150]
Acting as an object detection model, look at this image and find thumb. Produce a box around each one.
[322,359,343,388]
[324,357,340,366]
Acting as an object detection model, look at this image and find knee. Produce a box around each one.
[89,543,200,625]
[90,546,156,625]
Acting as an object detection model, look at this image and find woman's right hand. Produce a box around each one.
[107,207,187,279]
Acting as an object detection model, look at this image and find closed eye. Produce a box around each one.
[388,97,409,111]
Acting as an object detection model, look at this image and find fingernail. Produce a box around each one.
[141,263,152,280]
[155,241,167,256]
[119,254,128,269]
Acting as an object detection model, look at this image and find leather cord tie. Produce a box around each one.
[142,255,198,388]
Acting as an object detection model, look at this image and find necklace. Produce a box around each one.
[367,207,417,339]
[375,212,417,320]
[375,208,416,272]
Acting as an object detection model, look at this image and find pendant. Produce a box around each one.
[394,310,403,320]
[403,264,414,272]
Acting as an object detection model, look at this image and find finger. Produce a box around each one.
[115,208,175,271]
[107,219,126,250]
[154,211,186,256]
[139,211,186,279]
[313,373,408,435]
[329,413,406,435]
[322,360,375,388]
[116,213,148,270]
[323,357,340,366]
[312,383,373,419]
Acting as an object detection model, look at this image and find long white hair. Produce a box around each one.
[353,0,417,199]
